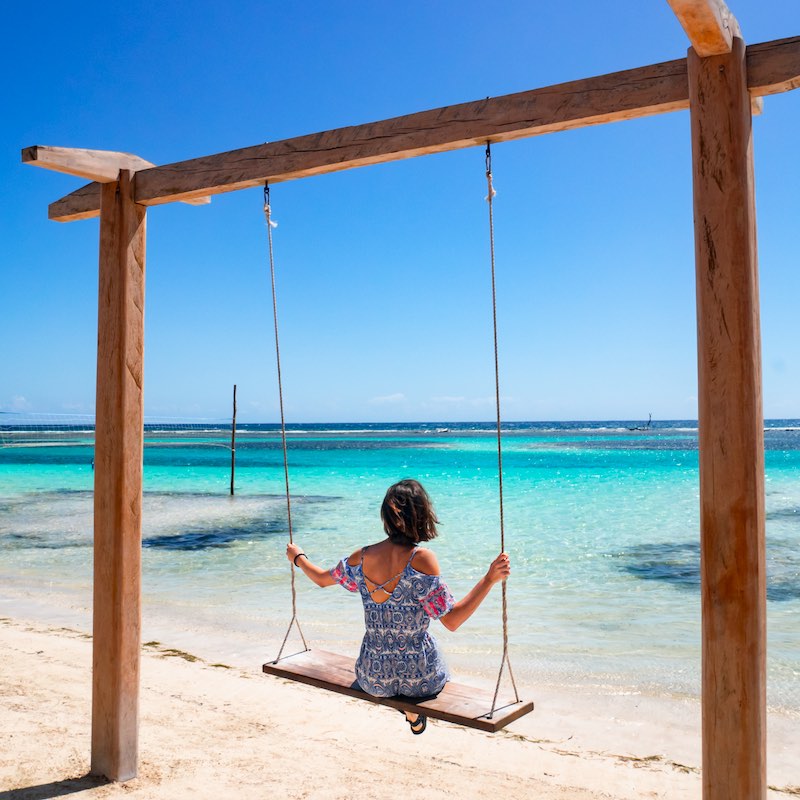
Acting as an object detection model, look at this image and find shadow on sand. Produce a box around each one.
[0,774,109,800]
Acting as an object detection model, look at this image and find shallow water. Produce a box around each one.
[1,420,798,711]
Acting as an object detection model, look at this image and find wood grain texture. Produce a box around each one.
[745,36,800,96]
[667,0,741,56]
[41,181,209,220]
[91,171,147,782]
[688,38,766,800]
[47,36,800,223]
[263,650,534,732]
[21,146,209,217]
[22,146,155,182]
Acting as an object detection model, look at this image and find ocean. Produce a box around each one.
[1,418,798,713]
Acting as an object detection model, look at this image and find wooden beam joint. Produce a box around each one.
[22,146,210,219]
[667,0,742,56]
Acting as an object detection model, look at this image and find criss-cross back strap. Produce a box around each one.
[363,547,418,596]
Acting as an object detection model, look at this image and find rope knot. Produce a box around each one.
[485,173,497,203]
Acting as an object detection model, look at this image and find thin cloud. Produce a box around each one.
[368,393,406,405]
[470,396,516,407]
[8,395,31,411]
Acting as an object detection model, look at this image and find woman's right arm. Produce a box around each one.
[285,542,337,587]
[439,553,510,632]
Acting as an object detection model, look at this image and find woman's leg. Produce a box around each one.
[404,711,427,733]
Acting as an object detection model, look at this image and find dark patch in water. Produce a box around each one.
[616,541,800,602]
[143,517,285,551]
[767,507,800,521]
[618,542,701,591]
[768,579,800,602]
[2,489,337,502]
[237,440,442,451]
[1,491,340,553]
[2,532,88,550]
[544,438,698,452]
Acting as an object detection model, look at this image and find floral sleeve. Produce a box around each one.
[330,558,359,593]
[420,576,456,619]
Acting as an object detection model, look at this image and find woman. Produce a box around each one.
[286,478,511,734]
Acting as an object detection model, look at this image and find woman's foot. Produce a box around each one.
[405,712,427,735]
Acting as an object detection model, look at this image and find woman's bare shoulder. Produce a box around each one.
[346,547,364,567]
[411,547,441,576]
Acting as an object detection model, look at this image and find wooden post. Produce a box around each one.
[230,384,237,496]
[91,170,146,781]
[688,38,766,800]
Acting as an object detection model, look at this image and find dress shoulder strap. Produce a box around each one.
[359,546,369,565]
[407,547,419,567]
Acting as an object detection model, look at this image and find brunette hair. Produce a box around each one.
[380,479,439,545]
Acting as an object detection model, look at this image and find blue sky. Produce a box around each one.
[2,1,798,423]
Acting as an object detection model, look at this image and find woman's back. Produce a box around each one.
[331,542,454,697]
[356,540,439,603]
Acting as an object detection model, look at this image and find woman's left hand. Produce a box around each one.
[485,552,511,585]
[286,542,304,564]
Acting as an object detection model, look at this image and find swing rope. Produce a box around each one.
[485,142,521,717]
[264,160,521,715]
[265,183,309,661]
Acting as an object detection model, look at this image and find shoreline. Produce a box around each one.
[2,616,798,798]
[3,575,798,719]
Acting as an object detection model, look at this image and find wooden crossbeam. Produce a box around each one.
[22,146,210,215]
[42,35,800,223]
[667,0,742,57]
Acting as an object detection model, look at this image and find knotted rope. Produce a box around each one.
[265,183,309,661]
[485,143,521,717]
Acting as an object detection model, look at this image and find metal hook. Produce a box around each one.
[485,142,492,175]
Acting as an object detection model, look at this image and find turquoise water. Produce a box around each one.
[1,420,798,711]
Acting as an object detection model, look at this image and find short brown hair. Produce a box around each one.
[380,479,439,545]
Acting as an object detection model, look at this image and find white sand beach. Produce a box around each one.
[2,617,798,799]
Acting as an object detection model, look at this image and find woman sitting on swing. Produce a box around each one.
[286,478,511,734]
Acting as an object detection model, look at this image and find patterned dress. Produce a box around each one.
[330,547,455,698]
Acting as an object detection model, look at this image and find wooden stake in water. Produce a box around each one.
[230,384,237,496]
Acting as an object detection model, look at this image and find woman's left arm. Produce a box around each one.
[286,542,337,587]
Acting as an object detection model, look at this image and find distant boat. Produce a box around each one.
[435,427,450,433]
[628,413,652,432]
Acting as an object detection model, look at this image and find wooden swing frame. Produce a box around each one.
[22,1,800,795]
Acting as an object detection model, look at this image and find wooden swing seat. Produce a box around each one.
[262,649,533,732]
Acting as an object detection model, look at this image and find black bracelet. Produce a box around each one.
[293,552,307,566]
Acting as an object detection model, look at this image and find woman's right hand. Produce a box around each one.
[485,552,511,585]
[286,542,304,564]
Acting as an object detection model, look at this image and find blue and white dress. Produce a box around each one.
[330,547,455,698]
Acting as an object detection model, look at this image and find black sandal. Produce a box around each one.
[407,714,427,735]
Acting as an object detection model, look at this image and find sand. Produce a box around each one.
[1,617,798,799]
